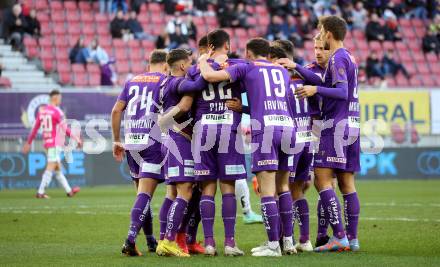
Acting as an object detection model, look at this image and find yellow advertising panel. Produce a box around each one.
[360,90,430,135]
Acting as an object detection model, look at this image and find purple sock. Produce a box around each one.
[294,198,310,243]
[261,196,280,242]
[343,192,360,240]
[127,193,151,243]
[165,197,188,241]
[222,193,236,247]
[278,192,293,238]
[187,205,201,244]
[159,197,173,240]
[200,195,216,247]
[319,189,346,239]
[317,197,329,239]
[276,198,282,240]
[142,207,154,240]
[178,188,201,234]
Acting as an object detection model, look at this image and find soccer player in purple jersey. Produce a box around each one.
[155,48,207,257]
[294,16,361,252]
[111,50,168,256]
[157,38,207,256]
[185,29,246,257]
[199,38,297,257]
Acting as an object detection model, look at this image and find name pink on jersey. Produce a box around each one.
[27,104,79,148]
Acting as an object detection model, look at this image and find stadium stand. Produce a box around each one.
[0,0,436,88]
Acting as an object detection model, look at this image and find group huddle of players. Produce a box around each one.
[111,15,361,257]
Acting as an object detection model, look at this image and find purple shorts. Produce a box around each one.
[250,130,294,173]
[125,142,165,180]
[165,132,195,184]
[289,145,313,183]
[193,129,247,181]
[313,135,360,172]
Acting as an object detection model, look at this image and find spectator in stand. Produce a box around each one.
[352,1,368,30]
[382,49,411,79]
[297,14,314,41]
[112,0,128,14]
[89,38,109,65]
[383,16,402,41]
[366,13,385,42]
[217,2,241,28]
[155,30,170,49]
[126,11,154,40]
[100,0,112,14]
[131,0,147,14]
[283,15,304,48]
[194,0,210,16]
[25,9,40,37]
[69,37,91,64]
[184,15,197,41]
[233,2,251,28]
[341,3,354,29]
[429,14,440,35]
[423,27,440,54]
[110,9,130,40]
[405,0,428,19]
[266,15,286,41]
[168,26,188,49]
[366,51,385,81]
[166,12,189,40]
[267,0,294,18]
[4,4,27,51]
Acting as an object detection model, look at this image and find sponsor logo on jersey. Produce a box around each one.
[131,75,161,83]
[184,160,194,166]
[263,115,294,127]
[184,167,194,177]
[201,113,233,125]
[348,116,360,128]
[288,156,294,167]
[326,156,347,164]
[125,133,149,145]
[225,164,246,175]
[141,162,161,174]
[194,169,210,175]
[167,166,179,177]
[257,159,278,166]
[296,131,313,143]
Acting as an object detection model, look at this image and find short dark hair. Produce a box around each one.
[49,89,60,97]
[227,52,240,59]
[149,49,167,64]
[246,38,270,57]
[269,46,288,60]
[207,29,230,50]
[319,15,347,41]
[166,48,191,67]
[272,39,294,60]
[198,35,208,49]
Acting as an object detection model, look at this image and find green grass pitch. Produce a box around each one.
[1,180,439,267]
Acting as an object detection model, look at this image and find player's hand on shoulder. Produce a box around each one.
[22,143,30,154]
[295,85,317,99]
[112,141,125,162]
[276,58,296,70]
[226,97,243,113]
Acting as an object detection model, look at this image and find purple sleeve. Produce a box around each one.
[186,65,199,81]
[225,63,249,82]
[177,75,207,93]
[317,82,348,100]
[295,65,323,85]
[117,83,129,102]
[331,57,349,85]
[308,95,321,117]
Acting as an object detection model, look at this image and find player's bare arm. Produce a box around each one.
[111,100,126,162]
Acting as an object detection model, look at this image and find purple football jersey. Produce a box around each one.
[160,75,193,137]
[118,72,165,149]
[188,58,245,132]
[288,77,313,145]
[304,62,326,118]
[321,48,359,136]
[226,59,294,135]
